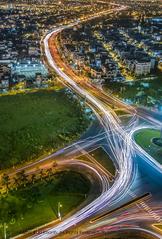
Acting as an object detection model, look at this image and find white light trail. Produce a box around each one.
[30,19,135,238]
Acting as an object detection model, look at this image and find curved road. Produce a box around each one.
[30,7,136,239]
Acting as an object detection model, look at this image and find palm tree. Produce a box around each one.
[15,170,28,187]
[30,174,36,185]
[13,176,20,190]
[46,168,53,181]
[39,169,45,181]
[1,174,10,192]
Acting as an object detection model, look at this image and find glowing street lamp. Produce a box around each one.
[57,202,63,220]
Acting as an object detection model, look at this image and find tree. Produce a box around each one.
[30,174,36,185]
[1,174,10,193]
[39,169,45,181]
[14,170,28,188]
[46,168,52,176]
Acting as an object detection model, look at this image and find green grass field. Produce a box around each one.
[0,171,90,238]
[0,89,89,169]
[134,128,162,164]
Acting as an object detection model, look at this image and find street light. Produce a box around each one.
[57,202,63,220]
[3,223,8,239]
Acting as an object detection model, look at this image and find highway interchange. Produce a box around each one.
[10,2,162,239]
[25,4,162,239]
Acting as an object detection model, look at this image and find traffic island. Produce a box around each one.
[134,128,162,165]
[77,147,116,179]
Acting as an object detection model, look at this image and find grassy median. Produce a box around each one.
[0,89,89,169]
[134,128,162,164]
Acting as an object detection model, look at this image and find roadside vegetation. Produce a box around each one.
[104,75,162,108]
[0,170,90,238]
[0,89,90,169]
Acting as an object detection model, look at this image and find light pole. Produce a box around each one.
[57,202,63,220]
[3,223,7,239]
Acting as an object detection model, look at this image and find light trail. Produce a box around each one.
[30,8,136,239]
[2,3,161,239]
[61,159,110,194]
[30,4,162,239]
[80,207,162,239]
[75,197,162,239]
[11,156,110,239]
